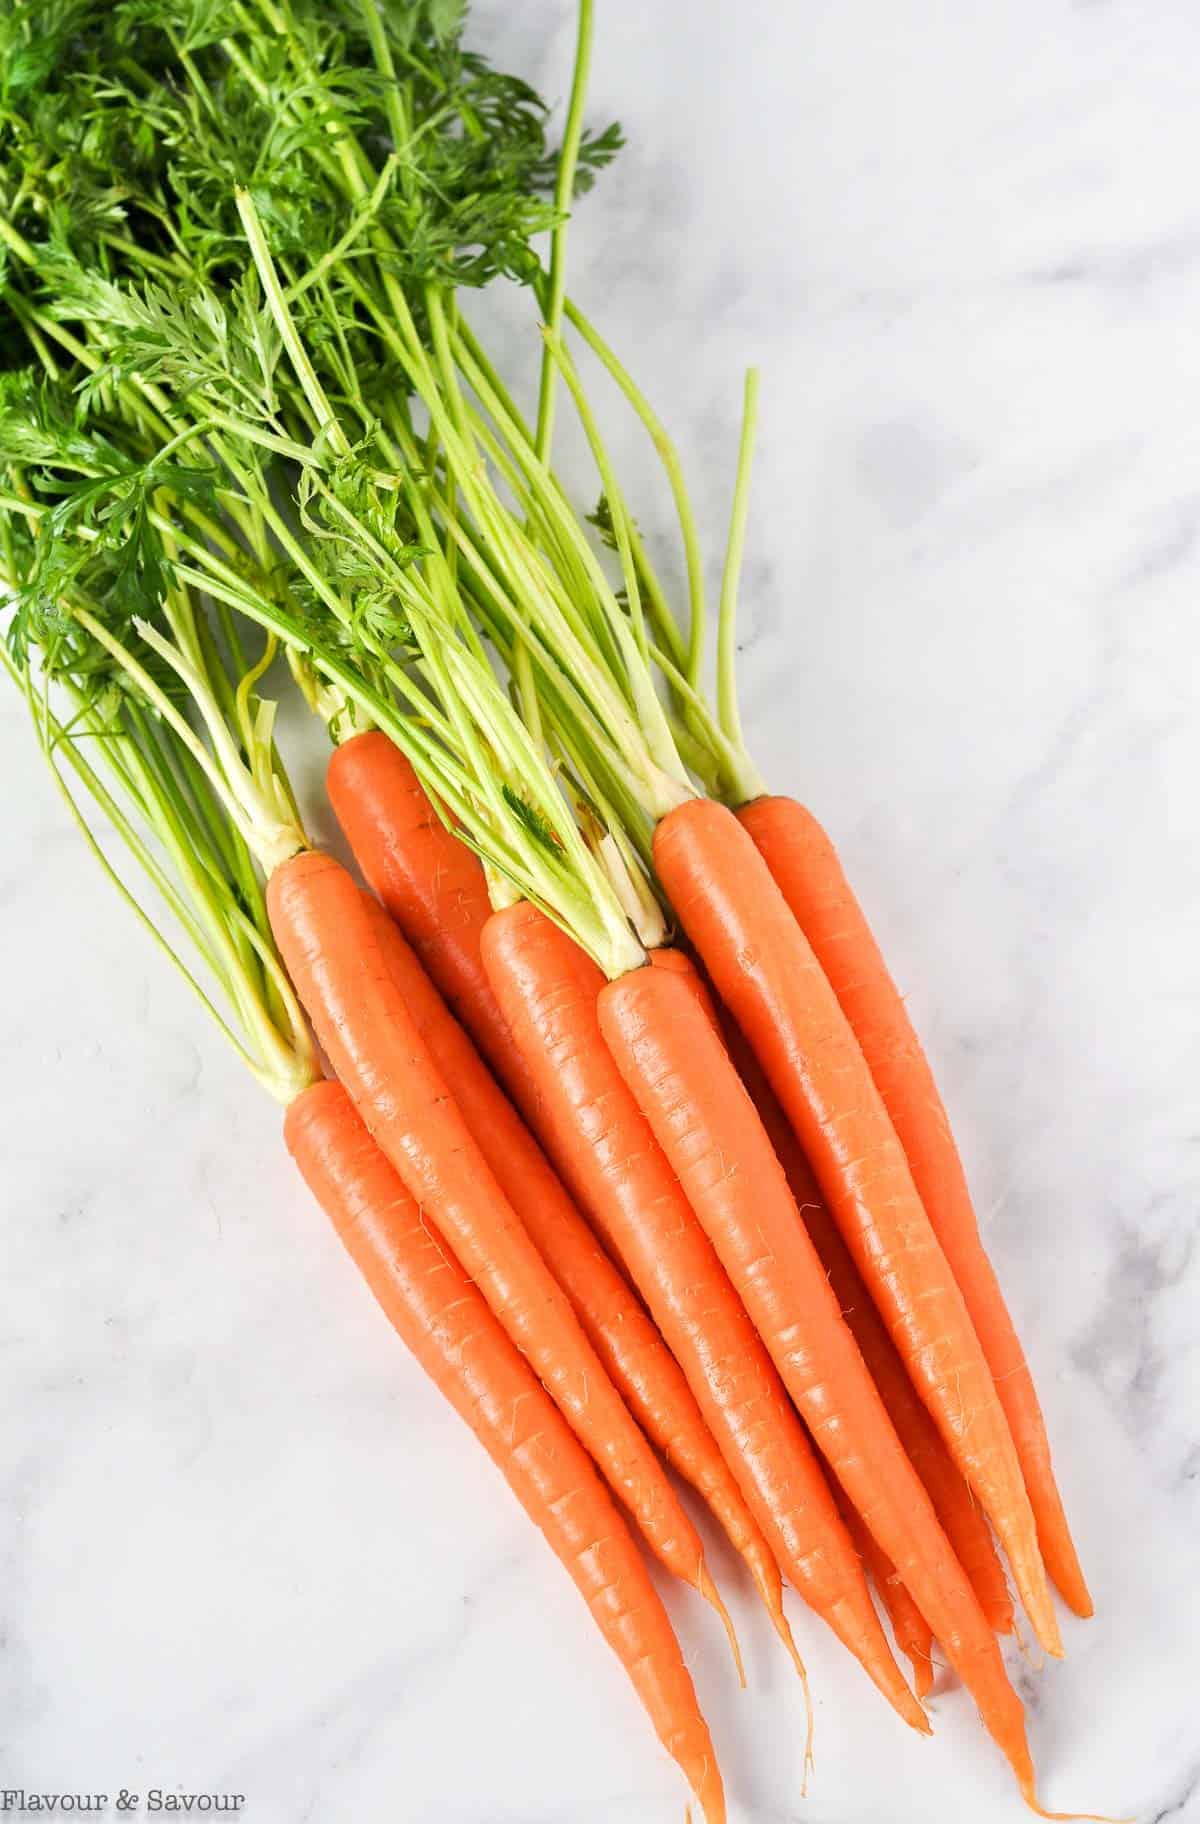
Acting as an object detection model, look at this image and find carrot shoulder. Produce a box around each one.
[481,899,927,1736]
[327,732,535,1100]
[653,797,1061,1659]
[267,850,710,1600]
[285,1079,723,1824]
[738,792,1090,1619]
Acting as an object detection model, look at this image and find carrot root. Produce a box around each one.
[739,793,1091,1621]
[1019,1784,1130,1824]
[699,1560,746,1690]
[482,898,925,1738]
[269,851,713,1600]
[654,798,1063,1661]
[333,744,790,1653]
[728,1014,1017,1640]
[285,1079,724,1820]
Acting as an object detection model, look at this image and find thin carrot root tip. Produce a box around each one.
[694,1756,726,1824]
[1013,1612,1048,1675]
[699,1563,745,1690]
[775,1621,815,1793]
[775,1609,808,1692]
[798,1656,815,1799]
[1020,1780,1132,1823]
[768,1603,815,1783]
[1040,1615,1066,1661]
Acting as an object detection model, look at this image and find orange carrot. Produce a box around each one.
[360,889,778,1672]
[286,1079,724,1824]
[329,749,794,1658]
[834,1485,935,1700]
[327,732,535,1102]
[654,797,1062,1659]
[599,962,1041,1793]
[267,850,713,1602]
[481,898,928,1736]
[739,794,1091,1620]
[647,943,723,1022]
[648,944,1011,1636]
[720,1009,1015,1638]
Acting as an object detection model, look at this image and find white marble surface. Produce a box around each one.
[4,1,1199,1819]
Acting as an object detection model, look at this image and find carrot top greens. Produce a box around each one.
[0,0,761,976]
[0,0,654,974]
[1,442,316,1101]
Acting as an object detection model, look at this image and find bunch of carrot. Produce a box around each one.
[0,1,1103,1817]
[316,741,1090,1822]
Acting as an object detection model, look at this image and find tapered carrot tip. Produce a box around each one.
[1043,1519,1094,1620]
[855,1634,931,1736]
[799,1684,815,1796]
[1000,1537,1064,1660]
[786,1631,816,1789]
[1014,1738,1127,1822]
[690,1756,726,1824]
[698,1562,746,1689]
[909,1652,935,1701]
[907,1696,934,1737]
[1056,1566,1094,1621]
[1019,1781,1131,1823]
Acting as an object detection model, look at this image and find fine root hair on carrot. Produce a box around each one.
[1019,1784,1131,1824]
[699,1561,746,1690]
[1012,1610,1044,1673]
[772,1604,814,1790]
[798,1654,815,1797]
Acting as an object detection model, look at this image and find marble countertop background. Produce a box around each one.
[4,1,1199,1819]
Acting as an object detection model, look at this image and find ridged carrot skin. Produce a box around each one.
[600,964,1039,1788]
[481,900,927,1735]
[738,793,1091,1620]
[834,1483,935,1700]
[720,1011,1015,1638]
[285,1079,724,1824]
[653,798,1062,1660]
[327,733,535,1103]
[330,748,793,1656]
[360,890,778,1666]
[267,850,708,1597]
[647,943,723,1022]
[649,944,1011,1635]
